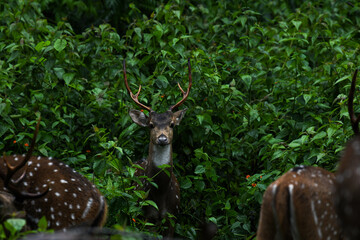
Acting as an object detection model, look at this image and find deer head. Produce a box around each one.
[124,59,191,159]
[123,59,191,171]
[0,118,107,230]
[123,59,192,237]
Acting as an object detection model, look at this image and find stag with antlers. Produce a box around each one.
[123,59,192,237]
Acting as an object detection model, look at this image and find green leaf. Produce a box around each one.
[327,127,337,139]
[63,73,75,85]
[54,39,67,52]
[334,74,350,85]
[54,67,65,79]
[195,180,205,191]
[35,40,51,52]
[4,218,26,234]
[181,178,192,189]
[311,131,327,142]
[241,75,252,90]
[144,200,158,210]
[238,16,247,27]
[173,10,181,19]
[134,28,142,39]
[292,20,302,31]
[303,94,311,104]
[156,75,168,89]
[224,199,231,210]
[195,165,205,174]
[173,44,185,57]
[38,216,48,231]
[288,141,301,148]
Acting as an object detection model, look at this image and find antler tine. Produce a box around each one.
[348,69,360,135]
[170,58,193,111]
[123,60,152,112]
[3,117,48,199]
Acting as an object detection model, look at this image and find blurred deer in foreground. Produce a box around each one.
[123,59,192,237]
[0,118,107,231]
[256,71,360,240]
[335,69,360,240]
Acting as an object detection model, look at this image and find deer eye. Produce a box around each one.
[149,123,155,129]
[170,122,175,128]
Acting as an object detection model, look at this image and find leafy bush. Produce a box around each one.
[0,0,360,239]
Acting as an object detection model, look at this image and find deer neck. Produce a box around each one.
[147,143,173,175]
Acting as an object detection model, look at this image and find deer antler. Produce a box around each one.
[123,60,153,112]
[1,118,48,199]
[348,69,360,135]
[169,59,192,111]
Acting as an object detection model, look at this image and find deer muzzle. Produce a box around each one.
[157,134,169,146]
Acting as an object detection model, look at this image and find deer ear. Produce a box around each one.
[173,109,187,126]
[129,109,149,127]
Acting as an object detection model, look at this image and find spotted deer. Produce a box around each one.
[256,165,341,240]
[335,69,360,240]
[255,70,360,240]
[123,59,192,237]
[0,118,107,230]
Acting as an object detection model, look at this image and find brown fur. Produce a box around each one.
[130,109,185,237]
[0,154,107,230]
[334,69,360,240]
[124,59,192,238]
[257,166,342,240]
[335,135,360,240]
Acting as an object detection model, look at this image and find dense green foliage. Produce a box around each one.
[0,0,360,239]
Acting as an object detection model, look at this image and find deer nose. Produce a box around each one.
[157,134,168,145]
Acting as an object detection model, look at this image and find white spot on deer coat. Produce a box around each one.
[288,184,301,239]
[82,198,93,219]
[55,192,61,197]
[60,179,68,184]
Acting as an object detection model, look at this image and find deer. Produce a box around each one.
[0,118,107,231]
[256,165,341,240]
[335,69,360,240]
[123,59,192,237]
[255,71,360,240]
